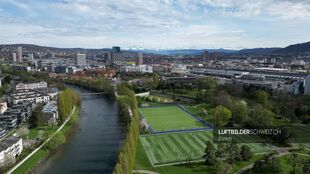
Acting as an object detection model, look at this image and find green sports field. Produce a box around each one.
[139,106,207,132]
[140,130,273,166]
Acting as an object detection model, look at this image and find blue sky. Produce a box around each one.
[0,0,310,49]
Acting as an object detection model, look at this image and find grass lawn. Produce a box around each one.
[139,106,208,132]
[12,149,49,174]
[185,104,214,123]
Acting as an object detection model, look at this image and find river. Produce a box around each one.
[36,86,126,174]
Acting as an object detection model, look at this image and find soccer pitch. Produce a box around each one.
[141,130,213,166]
[139,105,208,132]
[140,130,273,166]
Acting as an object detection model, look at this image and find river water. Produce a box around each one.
[36,86,126,174]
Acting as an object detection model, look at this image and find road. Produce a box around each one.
[7,106,76,174]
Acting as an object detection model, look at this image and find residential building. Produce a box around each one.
[10,89,50,104]
[15,81,47,90]
[73,68,117,80]
[12,53,17,62]
[12,65,31,72]
[0,76,4,87]
[0,115,18,129]
[0,138,23,168]
[0,101,8,114]
[136,53,143,65]
[75,53,87,66]
[28,53,34,62]
[42,101,58,124]
[0,123,6,139]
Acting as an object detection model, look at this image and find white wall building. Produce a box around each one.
[0,77,4,87]
[12,53,17,62]
[11,89,50,104]
[170,64,188,74]
[42,101,59,124]
[120,65,153,73]
[0,138,23,168]
[0,101,7,114]
[15,81,48,90]
[28,53,34,62]
[75,54,87,66]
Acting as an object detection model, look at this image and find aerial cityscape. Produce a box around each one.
[1,0,310,174]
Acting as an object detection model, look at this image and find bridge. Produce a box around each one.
[80,92,106,96]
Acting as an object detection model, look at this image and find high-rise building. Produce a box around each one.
[111,46,123,64]
[112,46,121,53]
[203,50,208,62]
[136,53,143,65]
[28,53,34,61]
[17,46,22,62]
[75,53,87,66]
[105,52,112,65]
[12,53,17,62]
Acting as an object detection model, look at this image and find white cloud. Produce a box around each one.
[0,0,310,48]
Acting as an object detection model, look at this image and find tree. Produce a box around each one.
[288,153,300,173]
[252,154,280,173]
[213,105,232,127]
[256,90,268,107]
[231,100,248,125]
[215,160,228,174]
[248,104,274,127]
[152,73,160,89]
[29,105,45,128]
[47,131,66,150]
[203,141,216,165]
[240,145,253,161]
[227,143,241,164]
[2,152,16,168]
[302,160,310,174]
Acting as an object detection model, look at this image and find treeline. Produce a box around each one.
[65,77,115,98]
[58,88,81,122]
[113,84,140,174]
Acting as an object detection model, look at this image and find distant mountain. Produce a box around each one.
[273,41,310,55]
[237,48,281,55]
[130,48,237,55]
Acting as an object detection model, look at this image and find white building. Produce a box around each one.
[285,75,310,95]
[0,101,7,114]
[28,53,34,62]
[42,101,59,124]
[0,77,4,87]
[11,89,50,104]
[75,54,87,66]
[170,64,188,74]
[12,53,17,62]
[0,138,23,168]
[292,60,306,66]
[15,81,48,90]
[120,65,153,73]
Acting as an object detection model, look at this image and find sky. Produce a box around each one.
[0,0,310,49]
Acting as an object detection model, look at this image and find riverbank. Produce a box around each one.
[7,106,80,174]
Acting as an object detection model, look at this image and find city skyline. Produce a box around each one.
[0,0,310,49]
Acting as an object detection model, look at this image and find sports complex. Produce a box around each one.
[139,105,273,166]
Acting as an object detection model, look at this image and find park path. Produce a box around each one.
[133,170,160,174]
[7,106,76,174]
[235,146,310,174]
